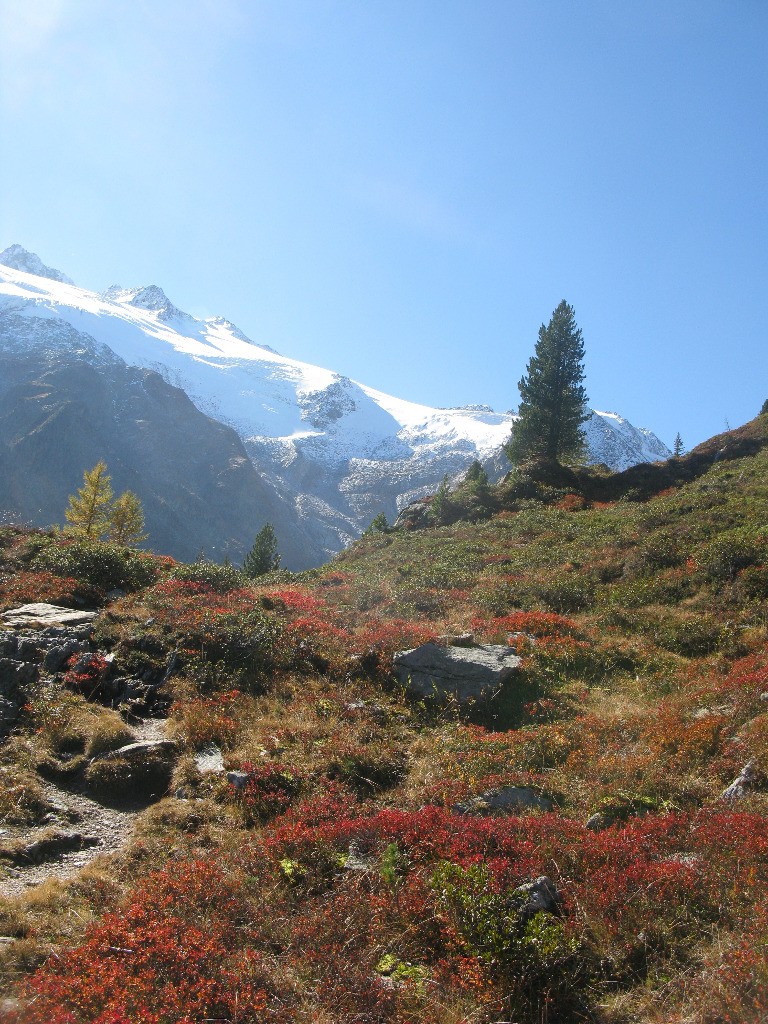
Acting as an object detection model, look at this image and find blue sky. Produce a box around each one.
[1,0,766,449]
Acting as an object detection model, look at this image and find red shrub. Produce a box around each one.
[17,861,271,1024]
[0,570,81,608]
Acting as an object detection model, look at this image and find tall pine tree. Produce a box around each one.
[505,301,588,466]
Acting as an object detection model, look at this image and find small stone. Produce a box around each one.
[513,875,561,917]
[226,770,249,789]
[722,760,760,802]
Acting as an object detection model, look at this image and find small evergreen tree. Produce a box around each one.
[108,490,147,546]
[760,399,768,416]
[363,512,389,535]
[430,475,452,525]
[464,459,489,492]
[65,461,114,539]
[504,301,589,466]
[243,523,281,578]
[673,433,685,458]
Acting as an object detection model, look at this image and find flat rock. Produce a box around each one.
[454,786,554,816]
[94,739,177,763]
[393,641,522,703]
[2,604,97,628]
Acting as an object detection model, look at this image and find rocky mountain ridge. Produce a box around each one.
[0,246,670,567]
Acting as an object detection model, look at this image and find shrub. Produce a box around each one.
[168,559,246,593]
[171,689,243,748]
[697,529,765,583]
[31,538,159,594]
[0,570,81,609]
[146,581,282,689]
[16,860,273,1023]
[528,568,597,613]
[231,760,306,823]
[432,860,586,1018]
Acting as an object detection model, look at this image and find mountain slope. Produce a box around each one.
[0,247,670,565]
[0,334,307,566]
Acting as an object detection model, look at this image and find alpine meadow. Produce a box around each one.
[1,4,768,1021]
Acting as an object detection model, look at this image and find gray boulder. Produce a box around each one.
[0,657,38,695]
[43,639,85,673]
[454,786,554,816]
[513,875,561,918]
[722,760,760,802]
[393,641,521,703]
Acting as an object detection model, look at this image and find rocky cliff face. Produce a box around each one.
[0,247,671,567]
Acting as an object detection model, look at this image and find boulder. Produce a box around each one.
[43,639,84,673]
[2,604,97,628]
[5,830,99,866]
[94,739,177,764]
[86,740,177,801]
[393,641,521,703]
[722,760,760,802]
[512,875,561,918]
[454,786,554,816]
[0,657,38,695]
[0,697,19,729]
[226,770,250,790]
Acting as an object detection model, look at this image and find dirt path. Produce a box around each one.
[1,718,168,898]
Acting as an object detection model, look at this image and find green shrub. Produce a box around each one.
[529,569,597,613]
[31,538,158,593]
[646,609,730,657]
[432,861,586,1018]
[697,529,765,583]
[168,560,246,593]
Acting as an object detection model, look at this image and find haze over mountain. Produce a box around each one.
[0,246,670,567]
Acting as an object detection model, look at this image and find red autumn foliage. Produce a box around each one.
[0,570,81,608]
[15,861,272,1024]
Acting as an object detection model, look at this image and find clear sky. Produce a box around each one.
[1,0,766,450]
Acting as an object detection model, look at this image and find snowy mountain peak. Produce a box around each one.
[0,244,74,286]
[102,284,191,323]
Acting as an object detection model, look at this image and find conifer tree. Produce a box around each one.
[64,461,114,538]
[242,523,281,578]
[430,475,451,525]
[464,459,489,490]
[363,512,389,535]
[505,301,589,466]
[108,490,147,546]
[673,432,685,458]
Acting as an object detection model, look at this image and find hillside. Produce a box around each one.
[1,414,767,1023]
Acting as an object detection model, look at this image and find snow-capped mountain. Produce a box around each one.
[0,246,670,567]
